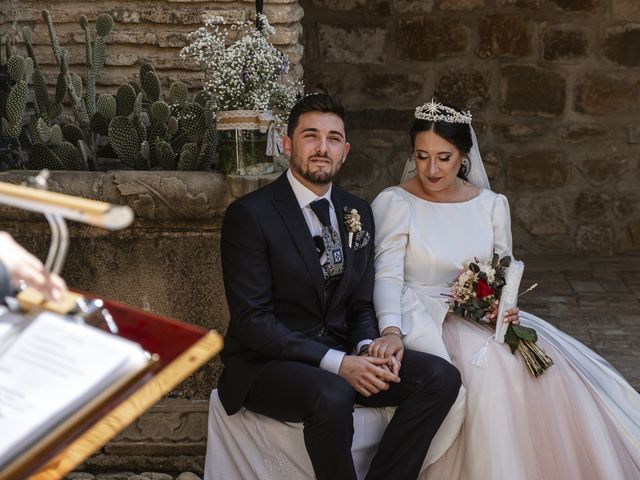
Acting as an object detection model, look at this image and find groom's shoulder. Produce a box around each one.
[230,173,284,209]
[335,187,371,211]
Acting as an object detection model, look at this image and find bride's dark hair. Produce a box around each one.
[409,102,473,180]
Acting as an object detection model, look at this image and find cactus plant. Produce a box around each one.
[108,116,140,167]
[140,63,161,103]
[80,13,113,117]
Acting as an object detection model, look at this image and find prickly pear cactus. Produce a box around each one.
[108,116,140,166]
[116,83,137,117]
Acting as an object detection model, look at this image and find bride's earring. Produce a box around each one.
[462,157,470,168]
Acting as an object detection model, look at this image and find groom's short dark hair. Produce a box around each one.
[287,93,346,137]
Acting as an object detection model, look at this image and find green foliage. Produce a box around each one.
[62,124,86,144]
[170,81,189,106]
[108,116,140,166]
[97,94,117,120]
[90,112,109,136]
[5,80,27,125]
[49,124,63,145]
[154,140,176,170]
[96,14,114,38]
[116,83,137,116]
[136,140,150,170]
[141,68,161,102]
[0,11,218,172]
[7,55,26,82]
[28,143,65,170]
[30,118,51,144]
[150,101,171,125]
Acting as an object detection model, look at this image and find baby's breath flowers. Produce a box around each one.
[180,14,302,119]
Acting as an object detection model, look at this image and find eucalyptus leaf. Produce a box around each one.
[505,325,520,354]
[512,324,538,342]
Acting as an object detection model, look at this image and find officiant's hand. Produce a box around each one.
[338,355,400,397]
[0,232,67,301]
[487,302,520,325]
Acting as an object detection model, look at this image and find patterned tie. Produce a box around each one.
[309,199,344,280]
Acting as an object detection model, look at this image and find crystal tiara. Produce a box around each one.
[414,99,472,124]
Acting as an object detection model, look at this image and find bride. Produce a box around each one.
[368,99,640,479]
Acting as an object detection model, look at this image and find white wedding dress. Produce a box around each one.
[372,186,640,480]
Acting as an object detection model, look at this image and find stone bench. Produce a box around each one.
[203,389,394,480]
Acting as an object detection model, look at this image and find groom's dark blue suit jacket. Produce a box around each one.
[218,173,380,415]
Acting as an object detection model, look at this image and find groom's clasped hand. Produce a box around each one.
[338,354,400,397]
[339,331,405,397]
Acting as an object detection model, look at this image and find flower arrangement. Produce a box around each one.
[180,14,302,119]
[448,254,553,377]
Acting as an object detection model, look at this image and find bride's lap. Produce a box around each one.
[421,314,639,480]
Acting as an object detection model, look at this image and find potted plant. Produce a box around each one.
[181,14,302,176]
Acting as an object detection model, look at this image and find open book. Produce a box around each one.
[494,260,525,344]
[0,310,152,470]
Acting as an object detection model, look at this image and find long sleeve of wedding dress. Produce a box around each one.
[372,189,410,333]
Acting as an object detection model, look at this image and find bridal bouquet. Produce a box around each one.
[448,254,553,377]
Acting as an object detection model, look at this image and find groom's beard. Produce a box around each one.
[290,152,343,185]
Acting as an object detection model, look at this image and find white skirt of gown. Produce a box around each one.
[417,310,640,480]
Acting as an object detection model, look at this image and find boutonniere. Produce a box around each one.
[343,207,362,248]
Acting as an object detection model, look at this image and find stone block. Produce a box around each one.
[543,25,588,61]
[312,0,367,8]
[477,15,531,58]
[579,155,630,186]
[397,17,469,61]
[176,474,202,480]
[576,224,614,255]
[318,24,387,64]
[559,124,608,143]
[507,151,570,188]
[626,218,640,249]
[493,123,545,142]
[602,25,640,67]
[574,192,610,220]
[434,69,490,109]
[363,73,424,102]
[501,65,566,117]
[569,279,606,293]
[613,0,640,20]
[303,68,360,102]
[498,0,540,6]
[574,72,640,115]
[613,192,639,219]
[514,196,569,235]
[348,109,414,131]
[549,0,603,12]
[482,150,505,186]
[139,474,173,480]
[392,0,435,12]
[437,0,486,10]
[628,124,640,144]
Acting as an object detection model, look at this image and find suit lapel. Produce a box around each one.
[272,174,325,306]
[329,187,353,309]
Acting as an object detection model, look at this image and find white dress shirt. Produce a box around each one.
[286,170,371,374]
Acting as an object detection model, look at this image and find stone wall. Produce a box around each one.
[300,0,640,256]
[2,0,304,89]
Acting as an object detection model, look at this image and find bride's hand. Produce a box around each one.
[368,328,404,364]
[486,302,520,325]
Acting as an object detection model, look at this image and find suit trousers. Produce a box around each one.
[243,349,461,480]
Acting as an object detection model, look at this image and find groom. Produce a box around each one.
[218,93,461,480]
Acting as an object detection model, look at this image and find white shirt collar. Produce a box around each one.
[286,169,333,209]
